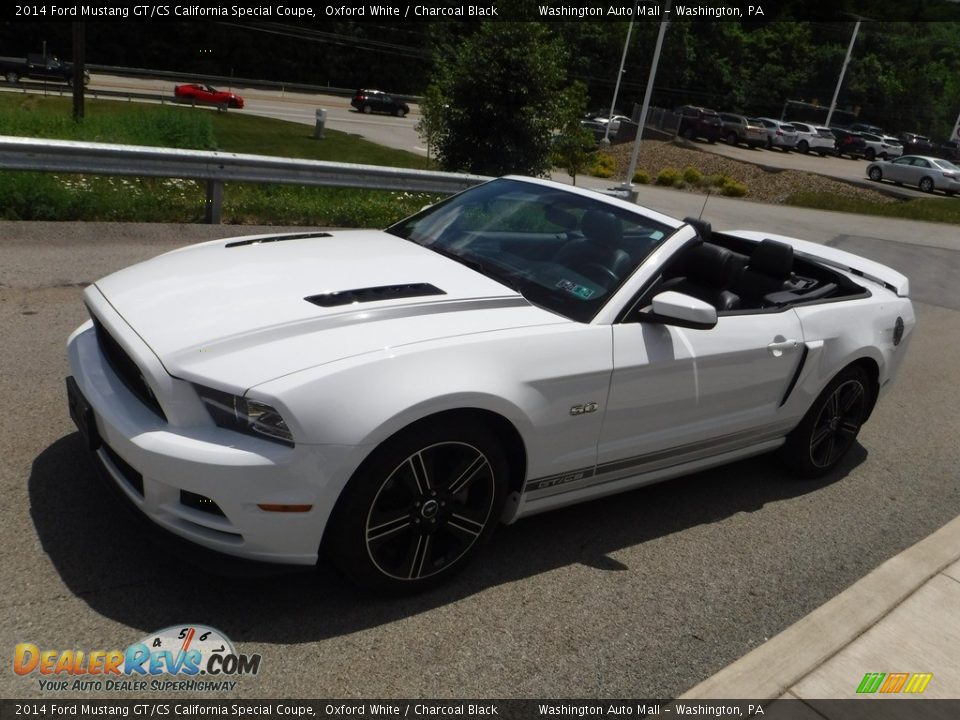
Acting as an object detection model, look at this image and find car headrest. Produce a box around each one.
[683,243,736,288]
[683,216,713,243]
[581,209,623,247]
[750,239,794,279]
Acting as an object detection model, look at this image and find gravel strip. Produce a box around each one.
[601,140,897,205]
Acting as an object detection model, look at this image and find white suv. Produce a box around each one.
[789,122,837,156]
[753,117,798,151]
[857,132,898,161]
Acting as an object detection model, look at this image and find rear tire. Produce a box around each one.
[326,418,509,593]
[726,132,738,146]
[919,177,934,193]
[798,140,809,153]
[5,71,18,83]
[780,366,870,479]
[362,105,372,114]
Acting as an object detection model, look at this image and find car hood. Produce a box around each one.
[91,230,564,390]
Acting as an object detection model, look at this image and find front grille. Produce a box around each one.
[90,314,167,421]
[102,443,144,496]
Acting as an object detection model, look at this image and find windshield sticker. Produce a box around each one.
[556,279,595,299]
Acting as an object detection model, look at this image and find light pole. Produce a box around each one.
[623,0,672,194]
[603,13,635,145]
[825,19,861,128]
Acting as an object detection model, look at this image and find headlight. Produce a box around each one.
[194,385,294,447]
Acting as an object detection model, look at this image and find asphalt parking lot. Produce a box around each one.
[2,206,959,701]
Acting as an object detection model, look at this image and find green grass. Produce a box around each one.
[0,94,434,224]
[785,191,960,225]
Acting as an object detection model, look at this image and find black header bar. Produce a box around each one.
[4,1,960,23]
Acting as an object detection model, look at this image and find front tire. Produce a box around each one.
[326,419,509,593]
[868,167,883,182]
[780,366,870,478]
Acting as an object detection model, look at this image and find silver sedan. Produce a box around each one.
[866,155,960,195]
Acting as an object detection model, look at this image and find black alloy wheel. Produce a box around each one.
[781,366,870,478]
[328,421,508,592]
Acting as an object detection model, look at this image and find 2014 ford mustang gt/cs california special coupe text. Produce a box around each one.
[67,177,914,592]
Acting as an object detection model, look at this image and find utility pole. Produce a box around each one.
[71,22,86,122]
[825,19,861,128]
[603,14,635,145]
[623,0,672,196]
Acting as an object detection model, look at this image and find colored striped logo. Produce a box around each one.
[856,672,933,694]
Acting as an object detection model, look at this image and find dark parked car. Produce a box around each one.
[849,122,885,135]
[898,133,936,155]
[351,89,409,117]
[675,105,723,143]
[830,128,868,159]
[935,140,960,162]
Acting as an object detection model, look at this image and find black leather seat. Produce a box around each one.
[554,209,632,286]
[734,239,795,307]
[661,242,741,311]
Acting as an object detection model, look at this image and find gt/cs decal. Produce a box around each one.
[570,402,599,416]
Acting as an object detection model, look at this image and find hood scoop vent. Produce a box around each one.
[305,283,446,308]
[225,232,332,248]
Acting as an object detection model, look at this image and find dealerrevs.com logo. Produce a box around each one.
[14,625,262,693]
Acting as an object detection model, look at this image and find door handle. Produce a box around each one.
[768,339,799,357]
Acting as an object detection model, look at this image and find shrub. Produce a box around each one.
[632,170,650,185]
[655,167,682,186]
[588,152,616,178]
[682,166,703,185]
[720,180,748,197]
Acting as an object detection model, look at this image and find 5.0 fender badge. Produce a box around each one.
[570,402,599,416]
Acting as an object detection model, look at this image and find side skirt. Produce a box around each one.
[501,434,787,523]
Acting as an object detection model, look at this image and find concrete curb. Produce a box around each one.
[680,513,960,700]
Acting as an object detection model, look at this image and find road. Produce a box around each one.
[9,73,927,197]
[2,196,959,700]
[90,73,427,156]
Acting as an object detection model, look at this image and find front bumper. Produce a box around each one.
[67,319,362,566]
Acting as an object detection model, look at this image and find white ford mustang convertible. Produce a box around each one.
[67,176,914,591]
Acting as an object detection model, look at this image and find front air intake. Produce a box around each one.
[305,283,446,307]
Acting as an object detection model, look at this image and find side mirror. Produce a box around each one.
[642,291,718,330]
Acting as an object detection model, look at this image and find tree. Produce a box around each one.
[550,82,596,185]
[420,22,571,176]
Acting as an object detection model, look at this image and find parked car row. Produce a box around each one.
[670,106,942,163]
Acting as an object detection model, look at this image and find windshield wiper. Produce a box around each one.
[427,245,528,294]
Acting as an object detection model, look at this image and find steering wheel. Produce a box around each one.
[582,263,620,289]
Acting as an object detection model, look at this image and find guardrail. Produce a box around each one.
[0,136,490,223]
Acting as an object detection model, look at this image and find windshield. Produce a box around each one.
[386,178,675,323]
